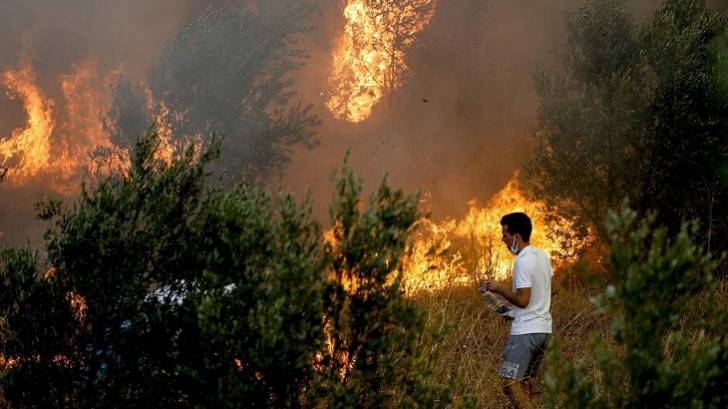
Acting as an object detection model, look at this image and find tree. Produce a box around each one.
[527,0,728,249]
[0,131,452,407]
[364,0,435,109]
[310,155,451,407]
[105,0,321,182]
[545,204,728,408]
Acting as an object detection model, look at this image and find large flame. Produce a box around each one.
[327,0,436,122]
[0,57,118,188]
[57,58,118,183]
[400,175,589,293]
[324,174,589,295]
[0,60,55,184]
[0,55,192,190]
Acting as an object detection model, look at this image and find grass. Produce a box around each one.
[412,263,728,408]
[413,276,606,408]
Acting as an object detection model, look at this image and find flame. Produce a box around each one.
[0,60,55,184]
[0,57,123,188]
[400,175,590,293]
[323,174,589,295]
[0,53,196,190]
[327,0,436,122]
[57,58,119,184]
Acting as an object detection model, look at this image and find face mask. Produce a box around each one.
[509,236,519,255]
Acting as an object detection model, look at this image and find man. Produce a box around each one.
[485,212,555,409]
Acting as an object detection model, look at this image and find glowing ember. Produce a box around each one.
[327,0,436,122]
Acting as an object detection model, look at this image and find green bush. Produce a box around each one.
[0,130,450,408]
[545,204,728,408]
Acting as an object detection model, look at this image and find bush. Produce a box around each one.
[545,204,728,408]
[0,131,450,408]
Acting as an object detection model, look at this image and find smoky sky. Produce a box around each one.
[282,0,728,221]
[1,0,727,245]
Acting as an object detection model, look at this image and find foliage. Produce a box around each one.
[528,0,728,249]
[105,0,321,182]
[0,249,79,408]
[545,204,728,408]
[311,155,452,407]
[0,131,450,408]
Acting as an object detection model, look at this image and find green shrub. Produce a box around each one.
[545,204,728,408]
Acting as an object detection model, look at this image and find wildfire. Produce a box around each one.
[324,174,589,295]
[400,175,589,293]
[0,57,120,188]
[0,60,55,184]
[327,0,436,122]
[57,58,118,183]
[0,54,195,191]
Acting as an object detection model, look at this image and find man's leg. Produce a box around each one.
[500,335,532,408]
[500,334,550,408]
[503,378,532,409]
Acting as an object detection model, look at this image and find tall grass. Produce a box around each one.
[410,273,610,408]
[412,264,728,408]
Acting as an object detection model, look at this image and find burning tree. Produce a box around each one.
[327,0,436,122]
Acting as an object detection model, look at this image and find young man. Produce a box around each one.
[485,212,555,409]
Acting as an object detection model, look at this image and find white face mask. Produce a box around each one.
[509,236,519,255]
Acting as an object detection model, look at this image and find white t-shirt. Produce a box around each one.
[510,245,553,335]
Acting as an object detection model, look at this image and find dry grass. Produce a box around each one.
[411,273,613,408]
[413,266,728,408]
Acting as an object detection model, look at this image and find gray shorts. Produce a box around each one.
[499,333,550,380]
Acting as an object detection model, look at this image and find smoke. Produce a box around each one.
[0,0,726,245]
[283,0,583,221]
[281,0,728,222]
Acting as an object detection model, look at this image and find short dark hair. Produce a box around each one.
[500,212,532,242]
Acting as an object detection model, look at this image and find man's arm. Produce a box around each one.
[484,280,530,308]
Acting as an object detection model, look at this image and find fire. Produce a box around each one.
[57,58,118,184]
[0,54,192,190]
[400,175,589,293]
[0,57,121,188]
[327,0,436,122]
[0,60,55,184]
[324,174,589,295]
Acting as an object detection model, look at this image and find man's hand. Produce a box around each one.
[484,280,531,309]
[484,280,505,295]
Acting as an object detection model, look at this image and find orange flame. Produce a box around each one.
[327,0,436,122]
[323,174,589,295]
[57,58,119,184]
[0,57,123,189]
[400,175,589,293]
[0,60,55,184]
[0,54,197,190]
